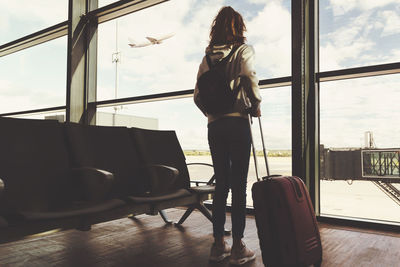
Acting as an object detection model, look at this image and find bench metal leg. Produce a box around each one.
[177,203,212,224]
[176,203,231,235]
[176,206,195,225]
[197,203,212,222]
[159,210,173,224]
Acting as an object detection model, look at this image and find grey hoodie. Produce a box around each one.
[194,43,261,124]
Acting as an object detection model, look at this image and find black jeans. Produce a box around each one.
[208,117,251,239]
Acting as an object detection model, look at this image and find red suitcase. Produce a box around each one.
[249,116,322,267]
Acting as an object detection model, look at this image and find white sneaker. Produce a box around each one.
[229,242,256,265]
[209,241,231,262]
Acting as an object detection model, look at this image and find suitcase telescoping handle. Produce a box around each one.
[248,114,270,182]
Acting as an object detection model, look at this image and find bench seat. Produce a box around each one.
[15,199,126,221]
[0,216,7,228]
[0,117,215,244]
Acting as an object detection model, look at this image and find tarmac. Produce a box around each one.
[186,156,400,223]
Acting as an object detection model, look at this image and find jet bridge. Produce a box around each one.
[320,147,400,206]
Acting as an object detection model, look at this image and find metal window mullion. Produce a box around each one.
[0,106,66,118]
[92,0,169,24]
[292,0,320,212]
[66,0,98,123]
[0,0,169,58]
[317,62,400,82]
[291,0,305,182]
[0,21,68,57]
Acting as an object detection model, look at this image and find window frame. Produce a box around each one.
[1,0,400,230]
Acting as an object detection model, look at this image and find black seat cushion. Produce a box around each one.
[0,216,7,228]
[18,199,125,221]
[188,185,215,194]
[127,188,191,204]
[129,128,191,191]
[0,118,73,213]
[65,123,147,197]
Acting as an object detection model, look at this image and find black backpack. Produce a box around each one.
[197,46,240,115]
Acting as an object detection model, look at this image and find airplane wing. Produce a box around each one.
[158,33,175,41]
[128,38,152,48]
[146,33,175,43]
[146,36,158,43]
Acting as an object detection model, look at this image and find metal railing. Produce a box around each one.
[362,150,400,178]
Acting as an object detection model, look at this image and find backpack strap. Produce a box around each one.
[232,78,242,100]
[205,44,242,69]
[229,44,243,99]
[205,54,213,69]
[220,44,241,64]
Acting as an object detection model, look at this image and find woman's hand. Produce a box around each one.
[251,107,261,117]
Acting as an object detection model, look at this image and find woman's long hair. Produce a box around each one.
[209,6,247,46]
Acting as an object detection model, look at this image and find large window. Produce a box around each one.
[97,0,291,101]
[319,1,400,71]
[0,1,68,44]
[98,0,122,8]
[7,110,66,121]
[245,87,292,207]
[96,0,292,207]
[96,85,292,207]
[0,37,67,114]
[319,74,400,222]
[319,0,400,224]
[2,0,398,227]
[96,98,214,188]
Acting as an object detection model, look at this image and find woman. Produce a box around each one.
[193,6,261,265]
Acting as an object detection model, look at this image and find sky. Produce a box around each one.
[0,0,399,150]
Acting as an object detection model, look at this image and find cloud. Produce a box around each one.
[0,1,68,43]
[247,0,283,4]
[246,1,291,77]
[0,1,68,26]
[0,78,64,114]
[97,0,224,99]
[95,0,294,149]
[390,49,400,60]
[98,0,117,7]
[0,14,9,32]
[321,9,370,70]
[378,10,400,37]
[319,9,400,70]
[329,0,400,16]
[0,37,67,114]
[320,75,400,148]
[97,0,293,100]
[320,39,375,71]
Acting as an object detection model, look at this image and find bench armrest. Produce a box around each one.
[71,167,114,201]
[140,164,179,196]
[187,162,215,185]
[0,179,4,197]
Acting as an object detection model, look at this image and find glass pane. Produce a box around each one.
[0,37,67,114]
[97,0,291,101]
[320,74,400,223]
[319,1,400,71]
[98,0,117,8]
[253,87,292,178]
[96,86,292,207]
[8,110,66,121]
[0,1,68,44]
[97,97,213,184]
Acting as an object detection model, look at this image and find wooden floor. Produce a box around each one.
[0,209,399,267]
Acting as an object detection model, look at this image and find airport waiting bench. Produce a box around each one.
[0,117,215,244]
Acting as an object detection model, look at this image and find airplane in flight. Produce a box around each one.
[128,33,175,48]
